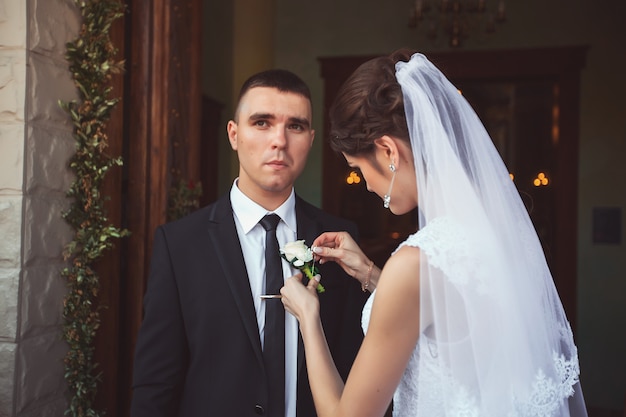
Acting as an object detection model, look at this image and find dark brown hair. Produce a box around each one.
[329,48,416,157]
[235,69,311,120]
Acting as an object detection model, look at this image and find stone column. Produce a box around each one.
[0,0,80,415]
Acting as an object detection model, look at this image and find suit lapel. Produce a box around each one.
[294,196,322,374]
[207,195,325,380]
[207,195,264,367]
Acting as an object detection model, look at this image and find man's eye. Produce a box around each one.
[254,120,268,127]
[289,124,304,131]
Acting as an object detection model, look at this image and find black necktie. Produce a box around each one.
[259,214,285,417]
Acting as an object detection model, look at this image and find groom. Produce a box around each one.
[130,68,368,416]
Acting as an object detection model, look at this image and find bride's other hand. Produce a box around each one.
[281,273,320,322]
[311,231,363,267]
[311,232,377,290]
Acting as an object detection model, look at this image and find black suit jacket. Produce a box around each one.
[131,194,368,417]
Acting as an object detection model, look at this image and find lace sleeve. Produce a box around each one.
[393,217,491,294]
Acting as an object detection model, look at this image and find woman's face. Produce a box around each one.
[342,137,417,215]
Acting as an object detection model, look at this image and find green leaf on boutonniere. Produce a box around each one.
[280,240,325,293]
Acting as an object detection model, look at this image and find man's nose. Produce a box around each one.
[271,126,288,148]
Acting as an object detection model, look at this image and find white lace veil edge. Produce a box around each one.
[395,53,588,417]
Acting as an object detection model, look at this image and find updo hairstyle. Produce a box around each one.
[328,48,416,158]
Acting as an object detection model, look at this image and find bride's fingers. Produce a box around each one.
[312,245,338,258]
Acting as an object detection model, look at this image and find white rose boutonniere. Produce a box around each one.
[280,240,325,293]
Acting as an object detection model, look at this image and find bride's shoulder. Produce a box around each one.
[394,216,491,292]
[394,216,464,254]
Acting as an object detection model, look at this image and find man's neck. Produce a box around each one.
[235,181,293,211]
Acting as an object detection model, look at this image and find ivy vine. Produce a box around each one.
[59,0,127,416]
[167,178,203,221]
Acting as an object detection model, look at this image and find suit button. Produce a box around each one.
[255,404,265,415]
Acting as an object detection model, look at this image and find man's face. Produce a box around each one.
[227,86,315,208]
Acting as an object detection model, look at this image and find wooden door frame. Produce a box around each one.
[95,0,202,415]
[319,46,587,331]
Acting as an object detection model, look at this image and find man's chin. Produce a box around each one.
[263,173,299,191]
[262,181,293,194]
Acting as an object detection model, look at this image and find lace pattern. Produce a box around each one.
[394,217,491,294]
[509,332,581,417]
[362,218,582,417]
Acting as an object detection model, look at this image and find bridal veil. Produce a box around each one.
[396,53,587,417]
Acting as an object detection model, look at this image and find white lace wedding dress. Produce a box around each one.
[361,218,582,417]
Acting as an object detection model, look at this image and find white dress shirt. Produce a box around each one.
[230,179,298,417]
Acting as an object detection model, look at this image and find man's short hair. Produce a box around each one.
[236,69,312,104]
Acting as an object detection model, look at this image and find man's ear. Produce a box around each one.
[227,120,238,151]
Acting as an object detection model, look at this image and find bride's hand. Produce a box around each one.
[312,231,373,284]
[281,273,321,322]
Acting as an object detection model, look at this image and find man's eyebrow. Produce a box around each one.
[248,112,274,122]
[289,117,311,129]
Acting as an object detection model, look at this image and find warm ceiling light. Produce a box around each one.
[533,172,549,187]
[346,171,361,185]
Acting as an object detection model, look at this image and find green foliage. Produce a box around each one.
[59,1,127,416]
[167,179,203,222]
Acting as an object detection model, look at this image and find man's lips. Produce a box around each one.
[266,160,287,168]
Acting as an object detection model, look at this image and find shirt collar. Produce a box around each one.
[230,178,297,235]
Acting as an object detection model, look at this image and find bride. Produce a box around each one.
[280,49,588,417]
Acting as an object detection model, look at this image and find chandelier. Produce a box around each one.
[408,0,506,47]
